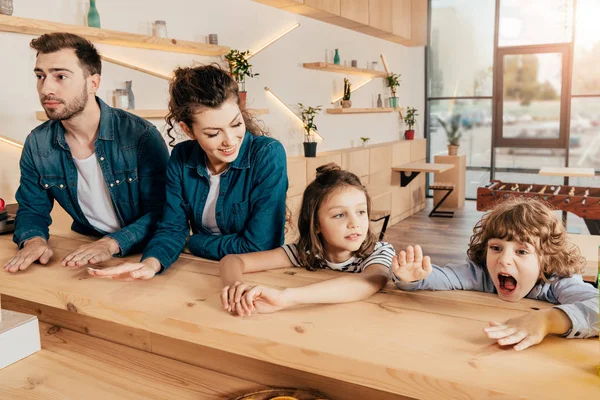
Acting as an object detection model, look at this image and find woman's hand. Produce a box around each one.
[87,258,161,281]
[391,245,432,283]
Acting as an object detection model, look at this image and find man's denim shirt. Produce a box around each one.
[141,131,288,270]
[14,97,169,255]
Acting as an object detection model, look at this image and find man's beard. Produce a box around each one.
[42,85,89,121]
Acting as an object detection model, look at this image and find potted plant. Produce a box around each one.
[341,78,352,108]
[224,49,259,108]
[298,103,322,157]
[403,107,418,140]
[360,137,370,147]
[385,72,401,108]
[437,114,462,155]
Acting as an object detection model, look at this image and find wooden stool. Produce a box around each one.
[429,182,455,218]
[371,209,391,241]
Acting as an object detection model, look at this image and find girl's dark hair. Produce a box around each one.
[296,163,377,270]
[467,197,585,282]
[165,64,266,146]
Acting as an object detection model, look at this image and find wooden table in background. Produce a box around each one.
[392,162,454,187]
[0,232,597,400]
[538,167,595,177]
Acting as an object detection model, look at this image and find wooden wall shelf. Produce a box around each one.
[303,62,387,77]
[326,108,402,114]
[36,109,269,121]
[0,15,229,56]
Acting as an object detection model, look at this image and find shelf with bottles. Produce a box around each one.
[35,109,269,121]
[302,62,387,77]
[0,14,229,56]
[326,108,403,114]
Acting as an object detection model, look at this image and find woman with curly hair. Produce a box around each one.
[390,197,597,350]
[88,64,288,280]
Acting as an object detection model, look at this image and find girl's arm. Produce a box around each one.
[220,247,293,314]
[235,264,389,316]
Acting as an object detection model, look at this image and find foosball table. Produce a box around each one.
[477,180,600,235]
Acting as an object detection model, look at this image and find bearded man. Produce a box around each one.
[4,33,169,273]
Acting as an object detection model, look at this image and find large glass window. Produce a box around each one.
[498,0,574,47]
[572,0,600,95]
[427,0,597,202]
[429,0,495,97]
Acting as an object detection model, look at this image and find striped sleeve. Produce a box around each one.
[361,242,396,271]
[281,244,302,267]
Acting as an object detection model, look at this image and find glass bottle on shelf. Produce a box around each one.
[152,20,168,38]
[333,49,340,65]
[126,81,135,110]
[377,94,383,108]
[87,0,101,28]
[0,0,14,15]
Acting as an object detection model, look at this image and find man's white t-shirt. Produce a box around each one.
[73,153,120,234]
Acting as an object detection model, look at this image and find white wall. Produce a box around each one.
[0,0,425,201]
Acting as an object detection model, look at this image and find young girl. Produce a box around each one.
[392,198,598,351]
[220,163,394,316]
[88,64,288,280]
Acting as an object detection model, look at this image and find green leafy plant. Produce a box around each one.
[298,103,322,142]
[403,107,418,130]
[343,78,351,101]
[385,72,402,97]
[437,114,462,146]
[224,49,259,89]
[360,137,370,144]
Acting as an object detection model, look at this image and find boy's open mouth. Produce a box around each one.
[498,273,517,294]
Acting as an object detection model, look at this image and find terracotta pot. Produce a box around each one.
[341,99,352,108]
[448,144,459,155]
[239,91,247,109]
[404,130,415,140]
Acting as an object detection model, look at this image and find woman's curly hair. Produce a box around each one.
[165,63,266,146]
[467,197,586,282]
[296,163,377,271]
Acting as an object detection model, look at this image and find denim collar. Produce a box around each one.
[185,131,252,178]
[54,97,113,150]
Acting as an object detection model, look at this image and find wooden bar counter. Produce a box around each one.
[0,232,598,399]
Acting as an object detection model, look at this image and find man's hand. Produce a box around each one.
[61,237,120,268]
[4,237,53,273]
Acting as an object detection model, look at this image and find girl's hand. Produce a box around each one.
[240,285,290,316]
[392,245,432,283]
[221,281,256,316]
[484,311,551,351]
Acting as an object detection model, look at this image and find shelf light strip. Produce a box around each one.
[264,87,323,141]
[248,23,300,59]
[0,134,24,149]
[101,55,171,81]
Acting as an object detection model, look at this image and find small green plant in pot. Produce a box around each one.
[385,72,401,108]
[403,107,418,140]
[298,103,322,157]
[360,137,370,147]
[437,114,462,155]
[341,78,352,108]
[224,49,259,108]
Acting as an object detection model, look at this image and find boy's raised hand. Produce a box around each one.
[392,245,432,283]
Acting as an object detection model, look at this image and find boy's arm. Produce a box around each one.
[551,276,598,339]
